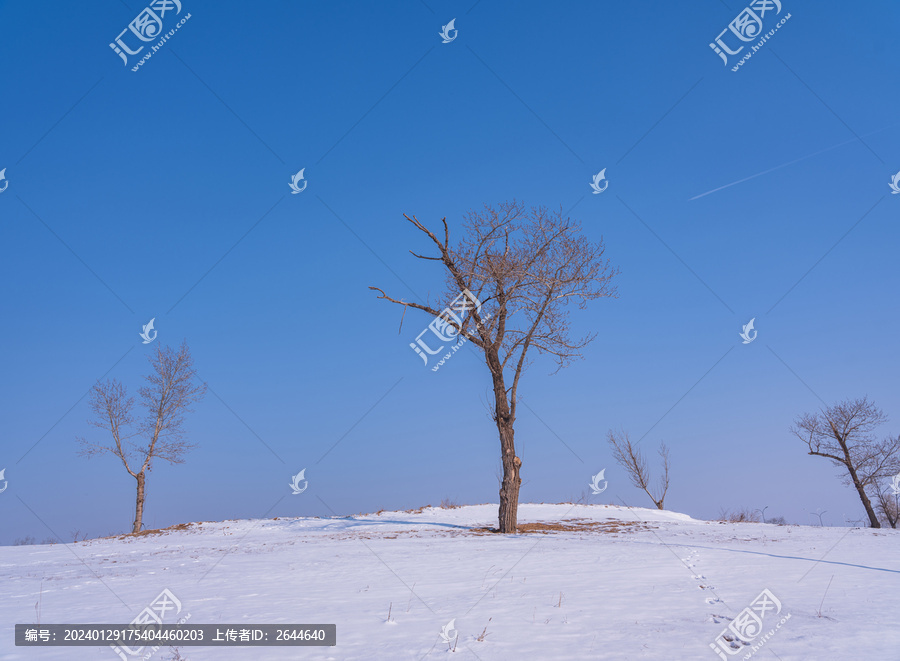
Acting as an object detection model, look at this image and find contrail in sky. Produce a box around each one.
[689,125,897,201]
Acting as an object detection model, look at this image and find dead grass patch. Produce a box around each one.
[402,505,432,514]
[117,522,194,540]
[469,518,654,535]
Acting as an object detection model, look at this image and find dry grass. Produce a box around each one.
[718,507,762,523]
[80,507,655,545]
[470,518,654,535]
[117,522,195,539]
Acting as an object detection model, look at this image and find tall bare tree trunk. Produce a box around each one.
[133,471,146,533]
[488,353,521,533]
[846,462,880,528]
[498,420,521,533]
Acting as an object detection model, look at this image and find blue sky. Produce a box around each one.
[2,0,899,543]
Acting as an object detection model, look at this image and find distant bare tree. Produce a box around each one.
[78,342,206,533]
[607,430,669,509]
[791,397,900,529]
[875,488,899,529]
[371,202,618,533]
[874,469,900,528]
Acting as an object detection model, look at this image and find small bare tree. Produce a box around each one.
[791,397,900,529]
[875,486,899,529]
[607,430,669,509]
[371,202,618,533]
[873,466,900,529]
[78,342,206,533]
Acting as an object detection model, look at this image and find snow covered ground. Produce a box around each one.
[2,503,898,660]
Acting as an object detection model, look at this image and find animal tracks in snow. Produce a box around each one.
[683,549,730,624]
[682,551,719,600]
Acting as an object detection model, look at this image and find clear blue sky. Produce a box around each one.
[2,0,899,543]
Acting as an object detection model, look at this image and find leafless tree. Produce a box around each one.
[790,397,900,529]
[78,342,206,533]
[873,464,900,528]
[371,202,618,532]
[875,487,899,529]
[606,430,669,509]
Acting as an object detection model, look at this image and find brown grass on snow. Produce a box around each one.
[470,518,654,535]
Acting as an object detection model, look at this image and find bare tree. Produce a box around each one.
[790,397,900,529]
[875,486,899,529]
[872,465,900,529]
[371,202,618,532]
[606,430,669,509]
[78,342,206,533]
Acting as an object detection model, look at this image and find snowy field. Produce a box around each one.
[2,503,898,660]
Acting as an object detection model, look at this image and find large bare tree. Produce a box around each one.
[78,342,206,533]
[371,201,618,533]
[791,397,900,529]
[606,430,670,509]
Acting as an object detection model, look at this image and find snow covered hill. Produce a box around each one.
[2,503,898,660]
